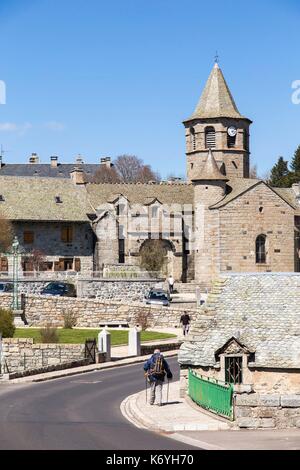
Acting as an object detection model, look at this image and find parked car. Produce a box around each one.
[144,290,170,307]
[0,282,13,293]
[40,282,77,297]
[148,288,172,302]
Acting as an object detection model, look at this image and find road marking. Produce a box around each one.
[70,380,103,384]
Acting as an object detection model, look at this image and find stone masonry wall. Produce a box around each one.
[3,279,161,302]
[2,338,85,374]
[235,393,300,429]
[0,293,195,328]
[219,183,295,273]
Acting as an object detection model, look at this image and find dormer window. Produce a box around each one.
[225,356,243,384]
[55,196,63,204]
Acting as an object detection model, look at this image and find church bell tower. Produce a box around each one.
[184,61,252,181]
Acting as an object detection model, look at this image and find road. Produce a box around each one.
[0,358,196,450]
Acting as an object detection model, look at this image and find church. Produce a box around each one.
[0,62,299,286]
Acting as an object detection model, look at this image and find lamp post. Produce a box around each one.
[5,236,25,325]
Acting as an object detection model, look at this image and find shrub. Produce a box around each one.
[0,308,15,338]
[40,326,59,343]
[135,310,151,331]
[62,310,77,329]
[140,240,167,273]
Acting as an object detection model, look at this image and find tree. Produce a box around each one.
[92,165,121,183]
[249,165,258,179]
[0,308,15,338]
[114,155,160,183]
[291,145,300,173]
[0,213,13,253]
[140,240,167,273]
[268,157,290,187]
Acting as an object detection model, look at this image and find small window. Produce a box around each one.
[55,196,63,204]
[24,231,34,244]
[61,226,73,243]
[190,127,196,150]
[227,134,236,148]
[0,195,5,202]
[256,234,266,264]
[225,356,243,384]
[205,126,216,148]
[232,161,238,169]
[259,207,263,213]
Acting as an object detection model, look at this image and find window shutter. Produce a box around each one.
[75,258,81,272]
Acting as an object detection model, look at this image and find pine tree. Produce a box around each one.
[268,157,290,187]
[291,145,300,173]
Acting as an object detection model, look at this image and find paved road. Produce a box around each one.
[0,358,196,450]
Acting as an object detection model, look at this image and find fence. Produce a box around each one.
[188,369,234,420]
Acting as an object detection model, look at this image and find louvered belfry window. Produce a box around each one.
[205,127,216,148]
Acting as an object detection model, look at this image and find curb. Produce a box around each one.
[2,351,179,385]
[120,387,231,433]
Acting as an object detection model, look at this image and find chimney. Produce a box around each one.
[70,167,87,185]
[29,153,39,164]
[100,157,113,168]
[50,156,58,168]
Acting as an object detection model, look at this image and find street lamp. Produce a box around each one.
[5,236,25,318]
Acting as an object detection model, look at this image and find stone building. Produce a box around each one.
[178,273,300,428]
[0,61,300,284]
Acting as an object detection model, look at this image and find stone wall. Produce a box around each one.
[219,183,295,273]
[3,279,162,303]
[1,338,85,374]
[235,393,300,429]
[0,293,195,328]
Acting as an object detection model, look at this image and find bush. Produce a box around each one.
[40,326,59,343]
[0,308,15,338]
[135,310,151,331]
[140,240,167,273]
[62,310,77,329]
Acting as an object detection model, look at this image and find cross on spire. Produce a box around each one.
[214,51,219,64]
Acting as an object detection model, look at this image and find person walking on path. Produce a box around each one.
[180,311,191,336]
[167,275,175,294]
[143,349,173,406]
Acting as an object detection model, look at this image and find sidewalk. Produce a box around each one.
[121,380,231,432]
[121,380,300,450]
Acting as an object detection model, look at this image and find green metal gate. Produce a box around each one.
[188,369,234,420]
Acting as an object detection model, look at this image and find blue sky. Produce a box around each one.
[0,0,299,178]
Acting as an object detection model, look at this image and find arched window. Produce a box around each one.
[256,235,266,264]
[227,134,236,148]
[190,127,196,150]
[205,126,216,149]
[243,129,249,151]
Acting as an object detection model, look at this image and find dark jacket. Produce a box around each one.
[180,314,191,325]
[143,353,172,383]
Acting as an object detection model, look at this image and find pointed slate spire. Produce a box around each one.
[191,149,228,181]
[186,63,245,120]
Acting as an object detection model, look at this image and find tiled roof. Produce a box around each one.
[0,163,100,179]
[178,273,300,369]
[184,63,250,121]
[0,176,91,222]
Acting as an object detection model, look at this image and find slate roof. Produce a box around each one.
[86,182,194,209]
[0,163,100,179]
[184,63,250,122]
[0,176,91,222]
[178,273,300,369]
[273,187,300,214]
[190,149,228,182]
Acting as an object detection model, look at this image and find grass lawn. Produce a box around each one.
[14,328,177,346]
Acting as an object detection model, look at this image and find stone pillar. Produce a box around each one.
[196,287,201,307]
[128,327,141,357]
[98,328,111,362]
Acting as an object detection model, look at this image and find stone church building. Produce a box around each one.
[0,62,300,285]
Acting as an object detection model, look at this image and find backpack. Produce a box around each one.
[149,355,165,378]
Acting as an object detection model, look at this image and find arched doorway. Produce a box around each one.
[139,239,175,277]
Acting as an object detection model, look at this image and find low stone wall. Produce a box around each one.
[235,393,300,429]
[2,278,162,302]
[1,338,85,374]
[0,293,194,328]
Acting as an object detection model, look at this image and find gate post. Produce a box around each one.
[98,328,111,362]
[128,327,141,357]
